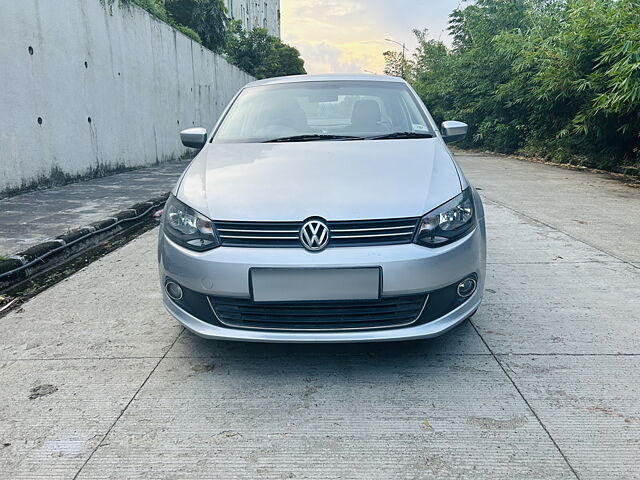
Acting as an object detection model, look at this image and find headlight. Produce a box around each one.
[163,195,220,251]
[414,188,476,247]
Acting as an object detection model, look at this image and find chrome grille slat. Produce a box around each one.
[220,235,299,240]
[332,232,413,239]
[214,217,420,248]
[332,225,415,233]
[218,229,299,234]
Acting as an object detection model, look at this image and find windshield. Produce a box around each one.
[213,80,435,143]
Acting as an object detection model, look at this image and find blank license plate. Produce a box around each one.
[250,267,381,303]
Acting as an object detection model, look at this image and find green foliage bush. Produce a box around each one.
[224,21,306,79]
[103,0,305,79]
[174,24,202,43]
[164,0,225,51]
[400,0,640,173]
[126,0,201,42]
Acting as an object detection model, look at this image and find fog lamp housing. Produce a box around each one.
[165,281,184,301]
[457,276,477,298]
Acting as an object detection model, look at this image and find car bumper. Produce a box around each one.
[163,288,482,343]
[158,217,486,343]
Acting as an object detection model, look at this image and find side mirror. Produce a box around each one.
[180,127,207,149]
[441,121,468,144]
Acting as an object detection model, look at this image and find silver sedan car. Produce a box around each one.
[159,74,486,342]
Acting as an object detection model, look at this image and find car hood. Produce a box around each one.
[176,139,462,221]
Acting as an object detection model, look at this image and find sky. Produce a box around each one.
[280,0,465,75]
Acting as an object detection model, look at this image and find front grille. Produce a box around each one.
[215,218,419,248]
[208,294,429,331]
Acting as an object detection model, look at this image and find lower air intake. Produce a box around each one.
[208,294,428,331]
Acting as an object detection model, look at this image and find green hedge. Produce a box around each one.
[405,0,639,174]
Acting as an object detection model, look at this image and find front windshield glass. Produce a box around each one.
[213,80,435,143]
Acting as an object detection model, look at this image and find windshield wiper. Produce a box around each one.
[364,132,435,140]
[263,134,364,143]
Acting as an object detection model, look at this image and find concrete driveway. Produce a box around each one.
[1,153,638,479]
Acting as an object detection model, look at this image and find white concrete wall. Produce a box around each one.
[0,0,254,194]
[224,0,280,37]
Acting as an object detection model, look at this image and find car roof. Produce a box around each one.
[244,74,406,88]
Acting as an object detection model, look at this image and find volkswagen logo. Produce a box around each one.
[300,219,330,251]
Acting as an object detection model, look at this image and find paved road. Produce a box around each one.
[0,161,189,255]
[455,152,640,265]
[0,153,638,479]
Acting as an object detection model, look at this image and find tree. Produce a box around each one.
[411,30,452,125]
[224,23,306,79]
[405,0,640,172]
[122,0,201,42]
[163,0,194,26]
[274,43,306,78]
[164,0,228,52]
[383,50,413,81]
[191,0,229,52]
[130,0,308,81]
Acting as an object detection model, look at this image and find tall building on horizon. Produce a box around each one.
[224,0,280,38]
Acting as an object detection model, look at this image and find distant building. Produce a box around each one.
[224,0,280,38]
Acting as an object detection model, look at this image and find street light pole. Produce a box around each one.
[385,38,407,79]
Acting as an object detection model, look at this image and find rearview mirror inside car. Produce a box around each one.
[307,92,340,102]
